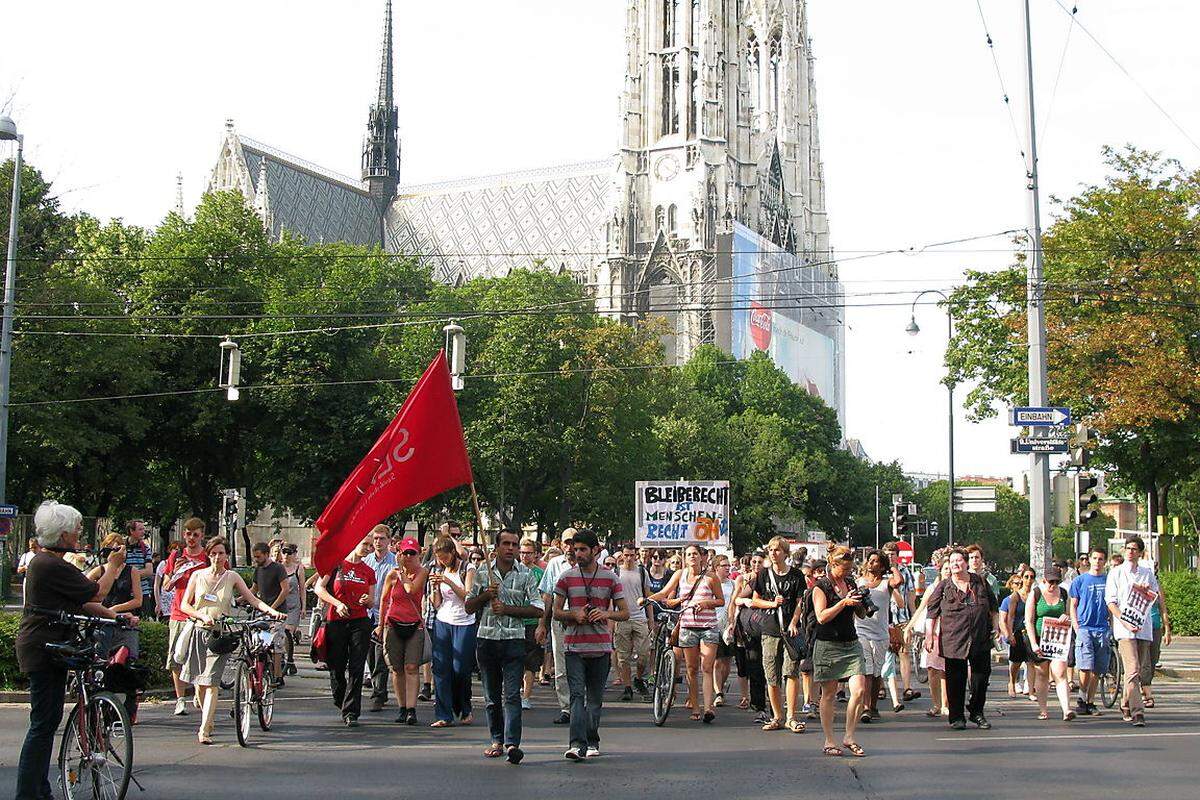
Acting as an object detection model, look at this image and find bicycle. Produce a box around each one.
[909,630,928,685]
[1099,634,1124,709]
[220,614,278,747]
[642,599,684,727]
[34,607,143,800]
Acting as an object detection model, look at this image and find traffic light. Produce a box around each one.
[929,520,940,539]
[1069,424,1097,467]
[892,503,919,538]
[1076,474,1100,524]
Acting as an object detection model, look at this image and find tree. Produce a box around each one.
[946,147,1200,526]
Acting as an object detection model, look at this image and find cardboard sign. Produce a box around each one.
[635,481,730,547]
[1120,584,1158,633]
[1039,618,1073,662]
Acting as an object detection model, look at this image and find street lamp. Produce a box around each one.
[0,115,24,506]
[906,290,955,546]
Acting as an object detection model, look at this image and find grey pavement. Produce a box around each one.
[1,667,1198,800]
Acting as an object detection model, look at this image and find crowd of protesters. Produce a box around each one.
[14,502,1178,794]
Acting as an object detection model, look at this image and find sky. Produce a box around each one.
[3,0,1199,483]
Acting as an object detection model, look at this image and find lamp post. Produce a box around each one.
[0,115,24,506]
[906,290,955,546]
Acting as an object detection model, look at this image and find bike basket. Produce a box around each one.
[206,629,240,655]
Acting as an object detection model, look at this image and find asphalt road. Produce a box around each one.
[1,670,1197,800]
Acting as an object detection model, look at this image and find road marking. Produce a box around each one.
[937,731,1200,742]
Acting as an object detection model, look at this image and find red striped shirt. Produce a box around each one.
[555,566,623,655]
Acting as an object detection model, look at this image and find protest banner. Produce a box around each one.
[1039,617,1073,662]
[635,480,731,547]
[1119,583,1158,633]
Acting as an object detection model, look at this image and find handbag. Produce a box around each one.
[768,568,808,661]
[888,624,905,654]
[171,620,196,665]
[310,623,329,663]
[419,629,433,666]
[207,627,239,656]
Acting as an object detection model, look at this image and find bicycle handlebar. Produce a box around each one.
[218,614,274,630]
[28,606,131,628]
[641,598,683,616]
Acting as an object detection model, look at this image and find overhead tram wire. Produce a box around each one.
[1039,2,1078,150]
[1049,0,1200,156]
[974,0,1027,163]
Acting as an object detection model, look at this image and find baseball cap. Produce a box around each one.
[398,537,420,554]
[561,527,578,543]
[1045,565,1063,582]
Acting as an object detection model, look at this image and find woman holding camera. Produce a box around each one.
[810,544,869,757]
[179,537,286,744]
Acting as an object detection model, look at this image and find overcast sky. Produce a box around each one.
[3,1,1199,483]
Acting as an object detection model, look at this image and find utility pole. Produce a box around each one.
[1021,0,1052,573]
[874,484,880,548]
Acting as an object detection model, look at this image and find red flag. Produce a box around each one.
[312,350,473,575]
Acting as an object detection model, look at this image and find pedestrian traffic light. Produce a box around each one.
[929,520,940,538]
[1076,474,1100,524]
[893,503,918,538]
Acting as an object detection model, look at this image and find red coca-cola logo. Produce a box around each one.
[749,302,772,351]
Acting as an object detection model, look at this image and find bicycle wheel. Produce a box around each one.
[256,655,274,731]
[652,645,677,727]
[59,692,133,800]
[234,661,253,747]
[911,634,928,684]
[1103,644,1122,709]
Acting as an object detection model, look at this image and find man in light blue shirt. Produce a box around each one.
[363,524,397,712]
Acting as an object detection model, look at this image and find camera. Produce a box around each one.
[98,547,117,561]
[850,586,878,617]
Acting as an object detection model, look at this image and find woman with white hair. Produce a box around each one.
[15,501,130,800]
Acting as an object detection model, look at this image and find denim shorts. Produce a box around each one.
[677,626,720,648]
[1074,629,1111,673]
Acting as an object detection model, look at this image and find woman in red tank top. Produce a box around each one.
[375,538,429,724]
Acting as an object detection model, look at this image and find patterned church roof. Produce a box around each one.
[239,138,382,248]
[385,159,616,282]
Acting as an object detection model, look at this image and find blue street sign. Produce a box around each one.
[1011,406,1072,427]
[1011,436,1070,454]
[0,504,18,518]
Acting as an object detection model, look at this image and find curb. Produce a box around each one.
[1157,667,1200,682]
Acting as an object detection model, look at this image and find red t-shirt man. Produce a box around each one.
[164,547,210,622]
[325,560,377,621]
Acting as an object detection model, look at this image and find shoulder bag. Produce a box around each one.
[769,568,808,661]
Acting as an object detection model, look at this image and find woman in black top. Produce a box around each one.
[810,545,869,757]
[925,548,999,730]
[87,533,144,720]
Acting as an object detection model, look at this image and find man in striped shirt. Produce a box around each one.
[553,529,629,761]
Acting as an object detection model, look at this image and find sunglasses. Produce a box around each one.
[401,549,418,556]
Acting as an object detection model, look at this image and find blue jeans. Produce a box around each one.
[476,637,526,747]
[432,619,476,723]
[565,652,610,750]
[16,667,68,800]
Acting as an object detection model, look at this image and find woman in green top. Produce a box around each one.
[1024,566,1072,721]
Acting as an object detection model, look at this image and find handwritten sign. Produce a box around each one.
[635,481,730,547]
[1120,584,1158,633]
[1039,618,1072,662]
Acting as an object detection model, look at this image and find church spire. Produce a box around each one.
[362,0,399,211]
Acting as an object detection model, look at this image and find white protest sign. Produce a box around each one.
[1039,618,1072,662]
[635,481,730,547]
[1120,584,1158,633]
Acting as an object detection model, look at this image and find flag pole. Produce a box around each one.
[469,482,496,583]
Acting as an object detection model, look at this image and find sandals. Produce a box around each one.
[902,689,921,701]
[787,719,805,733]
[484,743,504,758]
[691,711,703,722]
[822,745,843,757]
[430,719,454,728]
[703,709,716,724]
[1144,698,1156,708]
[737,697,750,710]
[843,742,867,757]
[761,718,784,731]
[925,709,939,718]
[714,692,726,707]
[1037,711,1050,720]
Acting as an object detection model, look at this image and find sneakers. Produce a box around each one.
[369,697,385,713]
[553,711,571,724]
[1075,698,1090,717]
[564,747,584,761]
[950,719,967,730]
[633,677,649,696]
[801,702,817,720]
[344,716,359,728]
[417,683,432,702]
[506,745,524,765]
[868,708,882,721]
[521,698,532,710]
[1086,703,1101,716]
[968,713,992,730]
[586,746,601,758]
[173,698,189,716]
[620,686,634,702]
[859,711,872,724]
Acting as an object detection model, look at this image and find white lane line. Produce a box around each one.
[937,731,1200,742]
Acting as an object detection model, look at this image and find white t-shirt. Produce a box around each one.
[616,566,648,623]
[1104,561,1159,641]
[435,567,475,626]
[715,578,735,630]
[854,577,891,642]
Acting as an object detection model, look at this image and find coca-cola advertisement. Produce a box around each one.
[749,302,773,350]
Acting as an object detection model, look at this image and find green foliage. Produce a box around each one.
[0,613,171,690]
[1159,571,1200,637]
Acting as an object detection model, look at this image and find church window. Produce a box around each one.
[655,205,666,232]
[745,35,760,114]
[768,32,782,114]
[663,0,680,48]
[690,0,701,46]
[661,53,680,135]
[668,204,678,235]
[688,51,699,137]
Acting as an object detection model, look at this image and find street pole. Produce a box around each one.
[906,290,955,546]
[1021,0,1052,573]
[0,117,24,507]
[874,484,880,548]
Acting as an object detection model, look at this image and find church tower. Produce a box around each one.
[362,0,400,216]
[597,0,835,364]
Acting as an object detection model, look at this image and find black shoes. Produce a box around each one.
[620,686,634,702]
[950,719,967,730]
[344,716,359,728]
[395,707,418,725]
[553,711,571,725]
[417,684,432,702]
[968,714,992,729]
[633,677,649,696]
